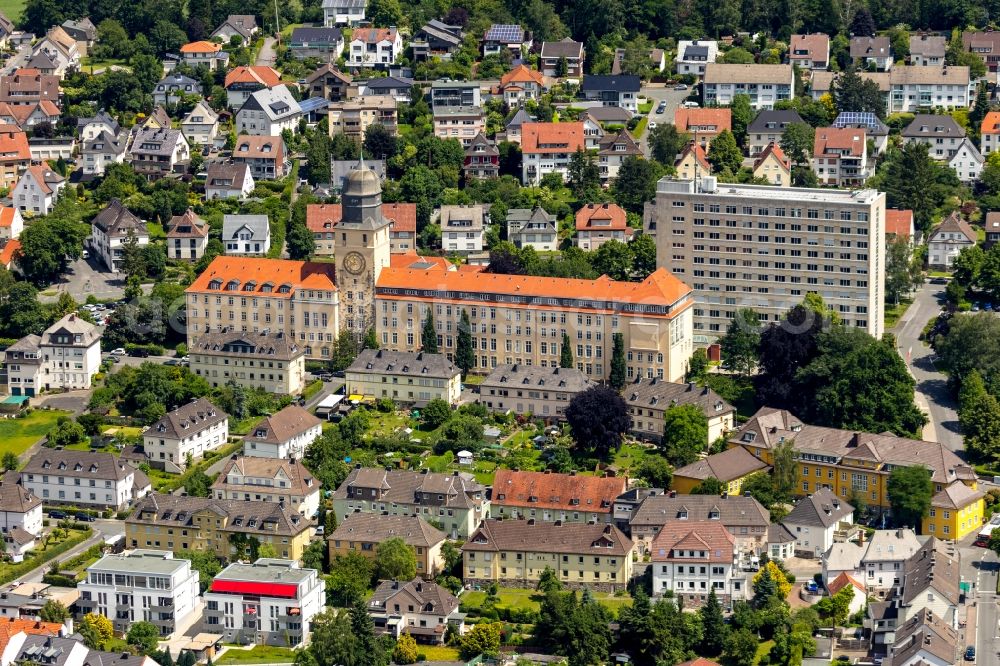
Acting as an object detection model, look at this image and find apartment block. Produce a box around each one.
[625,378,735,444]
[142,398,229,473]
[367,579,464,644]
[345,349,462,405]
[489,469,626,524]
[328,513,447,578]
[479,364,593,420]
[644,177,886,342]
[20,450,150,511]
[701,64,794,110]
[629,494,771,555]
[189,328,307,395]
[212,456,321,517]
[650,521,745,607]
[77,550,199,637]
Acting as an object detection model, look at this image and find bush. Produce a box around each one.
[175,343,187,356]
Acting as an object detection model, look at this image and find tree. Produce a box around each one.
[39,600,69,623]
[363,123,399,160]
[459,622,502,660]
[565,386,631,459]
[421,311,438,353]
[375,537,417,581]
[934,313,1000,389]
[707,130,743,174]
[779,122,815,165]
[392,635,417,664]
[422,398,451,428]
[700,588,728,656]
[127,621,160,655]
[723,628,759,666]
[631,234,657,278]
[456,309,474,377]
[367,0,403,26]
[328,553,376,606]
[568,148,601,200]
[649,124,689,165]
[560,333,574,368]
[660,404,709,466]
[691,477,726,494]
[959,370,1000,462]
[612,156,662,214]
[850,7,876,35]
[888,466,933,529]
[80,613,114,649]
[183,469,212,497]
[771,439,797,501]
[870,141,960,235]
[885,236,923,305]
[832,67,885,118]
[638,455,673,489]
[175,550,222,592]
[609,332,626,391]
[720,309,761,378]
[556,56,569,77]
[591,240,632,281]
[537,566,562,593]
[2,451,19,471]
[730,94,755,147]
[828,584,854,626]
[46,420,87,448]
[287,218,316,260]
[0,282,47,338]
[257,543,278,559]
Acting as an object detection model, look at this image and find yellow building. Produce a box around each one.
[729,408,982,539]
[672,446,770,495]
[462,519,634,592]
[328,513,447,578]
[125,493,315,560]
[752,143,792,186]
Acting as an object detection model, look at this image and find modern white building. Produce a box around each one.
[142,398,229,473]
[20,449,150,511]
[348,28,403,69]
[203,558,324,646]
[12,164,64,216]
[77,550,200,637]
[322,0,367,26]
[0,476,42,562]
[438,205,485,253]
[650,521,745,608]
[948,138,984,183]
[675,40,718,76]
[222,214,271,255]
[236,85,302,137]
[5,313,102,396]
[90,199,149,273]
[780,488,854,558]
[212,457,321,517]
[242,405,323,459]
[861,528,922,598]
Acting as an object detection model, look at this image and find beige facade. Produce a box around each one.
[479,364,593,420]
[189,328,307,394]
[346,349,462,404]
[625,378,735,443]
[645,177,885,344]
[328,514,446,578]
[327,95,399,138]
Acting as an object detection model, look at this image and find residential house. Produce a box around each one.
[129,128,190,179]
[179,41,226,70]
[629,494,772,555]
[430,80,481,109]
[490,468,626,524]
[438,204,486,253]
[331,466,488,539]
[304,65,354,102]
[233,135,288,179]
[963,31,1000,76]
[674,107,731,150]
[948,137,984,182]
[0,476,42,542]
[211,15,259,46]
[909,34,946,66]
[21,449,149,510]
[323,0,367,26]
[90,199,149,273]
[222,214,271,255]
[27,138,75,168]
[753,142,792,186]
[746,109,805,156]
[189,328,307,395]
[0,206,22,240]
[788,34,830,70]
[625,377,736,444]
[580,75,640,114]
[367,579,463,643]
[462,520,633,592]
[927,212,976,268]
[236,85,301,136]
[863,528,926,599]
[77,111,118,141]
[0,238,19,272]
[575,202,630,250]
[540,38,585,77]
[289,27,344,61]
[12,165,64,216]
[345,349,461,404]
[205,163,254,201]
[142,398,228,473]
[886,209,915,246]
[882,610,958,666]
[767,524,798,561]
[501,107,532,144]
[521,122,585,185]
[152,73,202,107]
[213,457,321,517]
[432,106,484,146]
[0,100,60,130]
[833,111,890,154]
[985,211,1000,247]
[328,514,447,578]
[411,20,464,60]
[304,201,414,255]
[597,129,641,181]
[650,521,744,607]
[78,550,200,637]
[203,559,323,646]
[128,494,315,560]
[0,69,59,106]
[481,24,529,58]
[826,573,867,617]
[361,76,413,102]
[672,447,769,495]
[0,125,30,188]
[927,481,985,540]
[81,130,127,176]
[901,114,965,160]
[851,36,893,70]
[823,541,864,585]
[327,95,398,138]
[500,64,544,104]
[674,141,711,180]
[811,67,970,114]
[25,51,60,77]
[0,12,11,48]
[781,488,854,558]
[31,27,79,77]
[463,133,499,180]
[385,202,417,253]
[980,110,1000,155]
[243,405,322,460]
[675,40,719,76]
[701,64,794,110]
[349,28,402,69]
[181,100,220,146]
[505,206,558,250]
[479,363,592,418]
[61,17,96,51]
[166,208,209,260]
[225,66,283,110]
[812,126,869,186]
[611,487,665,533]
[612,47,667,75]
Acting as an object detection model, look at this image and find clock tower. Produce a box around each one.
[337,156,391,339]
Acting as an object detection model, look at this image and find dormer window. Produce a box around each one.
[741,432,757,442]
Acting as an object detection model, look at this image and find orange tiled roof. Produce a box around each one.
[827,571,865,595]
[225,65,282,89]
[501,64,544,87]
[982,111,1000,135]
[180,41,222,53]
[673,107,732,134]
[675,141,710,171]
[789,33,829,61]
[649,520,736,562]
[814,127,866,157]
[521,122,585,154]
[886,209,914,239]
[0,125,30,162]
[492,469,626,513]
[0,206,17,227]
[376,264,693,312]
[0,617,62,654]
[754,142,791,171]
[677,659,723,666]
[306,202,417,234]
[575,203,628,231]
[186,256,337,297]
[0,238,20,267]
[352,28,397,44]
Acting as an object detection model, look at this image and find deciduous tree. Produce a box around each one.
[375,537,417,581]
[565,385,630,459]
[887,465,933,529]
[661,404,709,466]
[720,308,761,378]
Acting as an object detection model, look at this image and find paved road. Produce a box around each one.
[37,255,151,304]
[965,544,1000,666]
[890,280,962,452]
[255,37,277,67]
[2,43,33,75]
[18,529,104,584]
[637,84,691,156]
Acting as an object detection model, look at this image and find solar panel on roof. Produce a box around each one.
[833,111,879,129]
[488,24,522,41]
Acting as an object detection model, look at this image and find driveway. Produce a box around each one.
[638,83,692,156]
[255,37,277,67]
[890,280,962,452]
[2,44,33,75]
[35,390,92,415]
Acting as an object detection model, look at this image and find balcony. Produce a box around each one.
[152,600,174,611]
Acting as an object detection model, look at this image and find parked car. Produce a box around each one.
[674,83,687,90]
[648,122,658,130]
[164,359,180,366]
[48,510,67,519]
[682,100,700,108]
[656,101,667,114]
[964,646,975,661]
[75,513,96,522]
[128,348,149,358]
[109,348,126,356]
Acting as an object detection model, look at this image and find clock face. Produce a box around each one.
[344,251,366,275]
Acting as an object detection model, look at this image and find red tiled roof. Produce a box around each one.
[225,66,282,89]
[352,28,397,44]
[575,203,628,231]
[814,127,866,157]
[673,108,732,134]
[789,33,829,61]
[0,206,17,227]
[492,469,626,513]
[389,252,454,270]
[521,122,585,154]
[501,64,544,86]
[649,521,735,562]
[886,209,914,239]
[186,256,337,297]
[306,202,417,233]
[181,41,222,53]
[982,111,1000,135]
[0,239,19,267]
[677,660,723,666]
[675,141,710,171]
[0,125,30,162]
[827,572,865,595]
[754,142,791,171]
[0,618,63,655]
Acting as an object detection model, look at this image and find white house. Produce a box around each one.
[212,457,321,517]
[506,207,558,251]
[826,572,866,617]
[236,85,301,137]
[822,541,863,586]
[12,164,65,216]
[81,130,128,176]
[927,213,976,269]
[323,0,367,26]
[349,27,402,69]
[211,15,259,46]
[438,204,485,253]
[203,558,324,646]
[222,214,270,255]
[20,449,150,511]
[0,205,23,240]
[521,121,586,186]
[948,138,984,183]
[861,528,921,598]
[143,398,229,473]
[650,521,745,607]
[242,405,323,460]
[90,199,149,273]
[166,208,210,261]
[579,75,640,114]
[205,163,255,200]
[702,63,795,110]
[78,550,200,637]
[675,40,718,76]
[77,111,119,142]
[5,312,103,395]
[0,477,42,562]
[781,488,854,558]
[181,100,220,147]
[152,73,202,107]
[179,41,227,70]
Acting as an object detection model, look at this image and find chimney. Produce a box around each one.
[603,524,612,534]
[721,492,728,499]
[527,518,535,526]
[554,520,562,526]
[544,469,552,474]
[570,469,576,476]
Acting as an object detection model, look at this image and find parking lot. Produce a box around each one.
[38,255,152,304]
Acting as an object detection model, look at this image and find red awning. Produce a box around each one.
[209,580,299,598]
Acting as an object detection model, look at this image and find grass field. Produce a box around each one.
[418,646,461,661]
[0,410,71,457]
[217,645,297,665]
[0,0,24,22]
[884,298,913,329]
[461,588,631,615]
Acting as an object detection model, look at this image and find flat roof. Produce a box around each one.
[656,177,883,205]
[88,549,192,575]
[215,558,314,584]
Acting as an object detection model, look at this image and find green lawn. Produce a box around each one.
[610,442,648,476]
[216,645,298,665]
[418,646,461,661]
[0,410,72,457]
[461,588,631,615]
[633,117,649,138]
[884,298,913,329]
[0,0,24,23]
[754,640,775,665]
[637,100,654,114]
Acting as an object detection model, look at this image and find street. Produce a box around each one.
[890,280,963,452]
[959,540,1000,666]
[37,255,151,304]
[255,37,277,67]
[638,83,691,156]
[2,43,33,75]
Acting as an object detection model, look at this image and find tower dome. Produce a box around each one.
[344,161,382,198]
